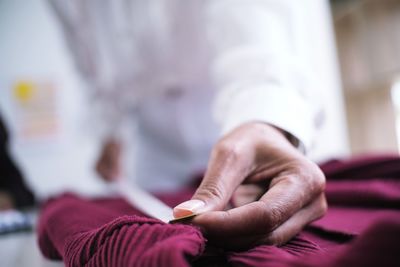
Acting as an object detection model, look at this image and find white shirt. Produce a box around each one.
[50,0,321,191]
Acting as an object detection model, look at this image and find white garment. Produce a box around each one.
[50,0,321,191]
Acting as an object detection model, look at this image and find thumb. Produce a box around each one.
[173,142,250,218]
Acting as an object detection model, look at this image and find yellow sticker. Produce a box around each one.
[14,81,35,103]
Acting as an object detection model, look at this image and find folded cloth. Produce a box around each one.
[38,155,400,267]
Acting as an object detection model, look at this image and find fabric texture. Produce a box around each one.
[38,155,400,267]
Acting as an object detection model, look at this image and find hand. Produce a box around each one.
[173,122,327,249]
[95,139,122,181]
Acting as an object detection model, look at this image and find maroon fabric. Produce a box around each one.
[38,154,400,267]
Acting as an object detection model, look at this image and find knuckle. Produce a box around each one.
[292,161,326,194]
[318,194,328,217]
[214,140,241,161]
[311,164,326,190]
[271,205,287,227]
[311,174,326,197]
[259,202,286,231]
[196,181,226,202]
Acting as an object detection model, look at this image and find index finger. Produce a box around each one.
[174,140,253,217]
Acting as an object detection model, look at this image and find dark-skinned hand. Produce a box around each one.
[173,122,327,250]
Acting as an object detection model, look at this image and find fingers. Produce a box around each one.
[96,162,120,181]
[95,140,122,181]
[173,138,254,217]
[173,122,327,249]
[195,193,327,250]
[191,169,325,237]
[232,184,265,207]
[173,123,292,218]
[261,193,327,246]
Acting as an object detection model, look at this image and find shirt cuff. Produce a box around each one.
[216,83,315,152]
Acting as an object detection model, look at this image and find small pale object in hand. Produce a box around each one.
[169,213,197,224]
[170,199,205,223]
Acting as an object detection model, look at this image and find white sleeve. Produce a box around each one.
[206,0,321,151]
[48,0,133,141]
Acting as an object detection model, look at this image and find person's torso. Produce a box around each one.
[97,1,219,190]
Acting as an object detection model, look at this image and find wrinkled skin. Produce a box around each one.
[96,122,327,250]
[175,122,327,250]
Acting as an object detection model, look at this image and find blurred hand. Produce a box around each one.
[173,122,327,249]
[95,139,122,181]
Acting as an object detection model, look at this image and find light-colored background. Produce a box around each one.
[0,0,349,201]
[0,0,107,199]
[333,0,400,154]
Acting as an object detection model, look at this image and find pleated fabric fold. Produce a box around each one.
[38,154,400,267]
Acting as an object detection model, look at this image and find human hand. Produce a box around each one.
[95,139,122,181]
[173,122,327,249]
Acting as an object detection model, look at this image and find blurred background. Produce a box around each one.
[0,0,398,210]
[332,0,400,154]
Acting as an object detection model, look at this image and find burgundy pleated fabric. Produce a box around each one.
[38,155,400,267]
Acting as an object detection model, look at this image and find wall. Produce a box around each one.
[333,0,400,154]
[0,0,106,199]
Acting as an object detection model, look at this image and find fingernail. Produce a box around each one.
[173,199,205,218]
